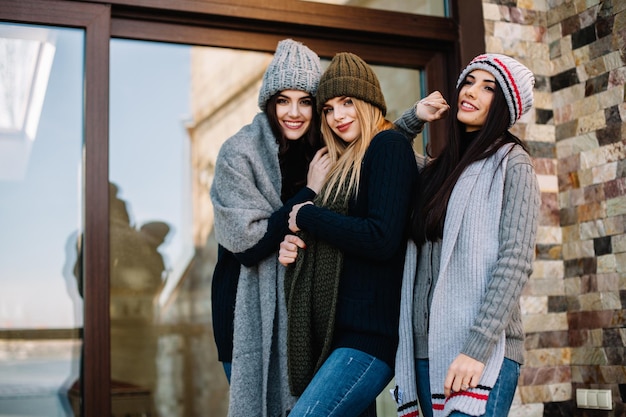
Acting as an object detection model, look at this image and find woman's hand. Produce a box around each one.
[307,147,331,194]
[443,353,485,398]
[288,201,312,232]
[279,234,306,266]
[416,91,450,122]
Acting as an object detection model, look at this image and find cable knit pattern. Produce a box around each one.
[295,129,418,369]
[395,240,421,417]
[395,145,540,417]
[428,145,510,417]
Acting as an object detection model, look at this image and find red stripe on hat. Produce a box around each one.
[492,56,523,120]
[472,54,488,63]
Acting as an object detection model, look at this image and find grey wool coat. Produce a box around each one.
[211,113,296,417]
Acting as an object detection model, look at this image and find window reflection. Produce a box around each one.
[302,0,447,16]
[0,24,56,180]
[109,39,276,416]
[0,22,83,417]
[109,39,233,416]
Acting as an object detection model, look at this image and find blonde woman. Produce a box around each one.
[278,52,445,417]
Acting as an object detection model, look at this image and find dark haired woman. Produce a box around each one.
[395,54,541,417]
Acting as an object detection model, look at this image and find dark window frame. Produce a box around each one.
[2,1,112,416]
[0,0,483,415]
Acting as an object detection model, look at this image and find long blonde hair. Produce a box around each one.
[319,98,394,204]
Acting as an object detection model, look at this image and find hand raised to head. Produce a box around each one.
[416,91,450,123]
[307,147,331,194]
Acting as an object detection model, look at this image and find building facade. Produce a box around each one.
[0,1,625,416]
[484,1,626,415]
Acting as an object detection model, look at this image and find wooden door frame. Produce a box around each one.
[2,1,112,416]
[88,0,475,148]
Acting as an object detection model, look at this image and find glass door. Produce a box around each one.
[0,22,84,417]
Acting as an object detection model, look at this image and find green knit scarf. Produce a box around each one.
[284,177,351,396]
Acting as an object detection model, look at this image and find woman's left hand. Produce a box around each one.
[443,353,485,397]
[288,201,313,232]
[279,234,306,266]
[416,91,450,122]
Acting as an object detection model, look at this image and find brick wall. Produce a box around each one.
[482,1,626,416]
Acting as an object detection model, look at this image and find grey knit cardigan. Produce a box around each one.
[395,145,540,417]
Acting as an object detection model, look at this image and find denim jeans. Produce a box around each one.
[288,347,392,417]
[222,361,231,384]
[416,359,433,417]
[415,357,520,417]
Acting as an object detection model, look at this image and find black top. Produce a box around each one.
[295,130,419,368]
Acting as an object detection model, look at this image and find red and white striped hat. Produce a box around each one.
[456,53,535,127]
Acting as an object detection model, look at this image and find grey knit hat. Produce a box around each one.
[456,53,535,127]
[316,52,387,116]
[257,39,322,110]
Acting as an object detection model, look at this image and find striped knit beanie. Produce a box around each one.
[456,53,535,127]
[258,39,322,110]
[316,52,387,116]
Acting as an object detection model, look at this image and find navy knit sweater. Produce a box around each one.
[295,129,418,368]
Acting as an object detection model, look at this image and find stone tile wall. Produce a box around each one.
[482,0,626,416]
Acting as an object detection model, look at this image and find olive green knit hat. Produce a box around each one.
[316,52,387,116]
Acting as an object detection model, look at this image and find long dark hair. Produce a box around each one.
[265,93,323,202]
[410,76,529,245]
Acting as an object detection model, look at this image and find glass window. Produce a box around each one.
[372,64,425,155]
[0,22,84,416]
[109,38,193,416]
[302,0,448,16]
[108,39,269,416]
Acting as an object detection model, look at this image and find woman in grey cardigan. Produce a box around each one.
[395,54,541,417]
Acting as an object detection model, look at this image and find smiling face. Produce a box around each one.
[322,96,361,143]
[457,69,497,132]
[275,89,314,141]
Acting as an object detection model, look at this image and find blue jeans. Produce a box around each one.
[416,358,520,417]
[416,359,433,416]
[288,347,392,417]
[222,361,231,384]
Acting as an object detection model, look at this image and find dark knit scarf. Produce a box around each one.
[284,176,351,396]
